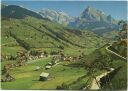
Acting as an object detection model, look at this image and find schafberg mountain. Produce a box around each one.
[69,6,119,35]
[39,9,75,25]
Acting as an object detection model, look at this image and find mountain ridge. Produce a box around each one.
[80,6,117,24]
[1,5,43,19]
[39,8,75,25]
[69,6,119,35]
[38,6,119,36]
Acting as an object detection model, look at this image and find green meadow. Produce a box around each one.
[1,57,88,90]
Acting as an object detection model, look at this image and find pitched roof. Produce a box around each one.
[40,72,49,77]
[45,65,52,68]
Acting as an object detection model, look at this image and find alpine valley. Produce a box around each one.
[1,3,127,90]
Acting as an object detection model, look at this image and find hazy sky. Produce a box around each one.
[2,1,127,20]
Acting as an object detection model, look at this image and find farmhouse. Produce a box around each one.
[39,72,49,81]
[1,73,15,82]
[48,62,52,66]
[45,65,52,70]
[40,54,44,58]
[34,66,40,71]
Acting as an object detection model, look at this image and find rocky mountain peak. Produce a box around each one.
[39,8,74,25]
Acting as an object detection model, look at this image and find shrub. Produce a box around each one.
[58,45,64,50]
[50,51,58,55]
[30,49,42,56]
[56,82,69,90]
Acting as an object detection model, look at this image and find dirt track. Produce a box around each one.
[90,71,110,89]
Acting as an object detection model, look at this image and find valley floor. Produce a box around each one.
[1,57,87,89]
[1,44,127,90]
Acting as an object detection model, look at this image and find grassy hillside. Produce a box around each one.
[1,15,106,60]
[110,40,127,57]
[102,30,118,40]
[81,44,127,90]
[1,5,43,19]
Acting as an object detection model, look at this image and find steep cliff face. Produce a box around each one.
[80,6,117,24]
[69,6,119,35]
[39,9,74,25]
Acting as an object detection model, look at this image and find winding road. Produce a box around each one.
[90,42,126,90]
[106,44,127,60]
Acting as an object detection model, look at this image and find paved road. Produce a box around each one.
[106,44,127,60]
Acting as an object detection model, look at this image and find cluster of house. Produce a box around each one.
[2,51,27,73]
[35,55,62,81]
[38,54,84,81]
[28,51,48,61]
[63,56,82,62]
[1,63,17,82]
[45,60,59,70]
[33,65,51,81]
[2,49,84,82]
[1,73,15,82]
[1,51,28,82]
[59,53,83,62]
[1,54,16,61]
[34,61,58,81]
[51,52,83,62]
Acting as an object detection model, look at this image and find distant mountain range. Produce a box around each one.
[1,4,120,38]
[39,6,119,36]
[69,6,119,35]
[39,9,75,25]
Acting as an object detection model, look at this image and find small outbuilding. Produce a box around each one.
[45,65,52,70]
[48,62,52,66]
[1,73,15,82]
[34,66,40,71]
[39,72,49,81]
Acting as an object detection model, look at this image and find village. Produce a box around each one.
[1,49,84,82]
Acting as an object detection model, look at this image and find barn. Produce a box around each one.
[39,72,49,81]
